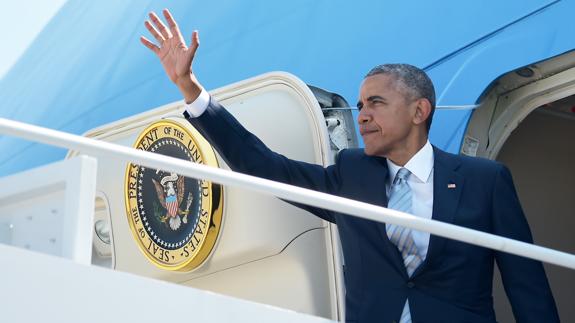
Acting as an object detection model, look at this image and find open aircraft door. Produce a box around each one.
[68,72,360,321]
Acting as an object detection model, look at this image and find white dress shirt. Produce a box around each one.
[386,141,434,260]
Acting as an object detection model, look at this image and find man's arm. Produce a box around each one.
[491,165,559,322]
[186,97,342,222]
[140,9,341,223]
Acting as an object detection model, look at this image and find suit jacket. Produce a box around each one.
[184,98,559,323]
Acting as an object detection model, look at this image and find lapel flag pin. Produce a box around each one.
[448,183,456,189]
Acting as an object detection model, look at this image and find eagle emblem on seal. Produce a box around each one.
[152,172,194,231]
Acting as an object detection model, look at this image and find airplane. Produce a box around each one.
[0,1,574,322]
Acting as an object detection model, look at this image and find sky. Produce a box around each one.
[0,0,67,78]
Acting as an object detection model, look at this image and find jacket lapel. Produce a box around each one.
[413,147,464,277]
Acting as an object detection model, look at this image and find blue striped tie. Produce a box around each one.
[386,168,422,323]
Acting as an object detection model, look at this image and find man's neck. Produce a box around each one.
[386,137,428,166]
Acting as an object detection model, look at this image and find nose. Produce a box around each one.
[357,109,370,124]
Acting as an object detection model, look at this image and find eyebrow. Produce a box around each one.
[367,95,385,102]
[357,96,386,109]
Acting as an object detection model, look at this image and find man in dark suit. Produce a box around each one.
[141,9,559,323]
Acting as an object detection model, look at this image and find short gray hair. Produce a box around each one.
[365,64,436,131]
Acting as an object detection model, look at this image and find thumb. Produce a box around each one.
[188,30,200,62]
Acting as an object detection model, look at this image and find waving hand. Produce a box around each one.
[140,9,202,102]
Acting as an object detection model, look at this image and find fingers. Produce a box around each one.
[144,20,165,44]
[142,9,199,60]
[140,36,160,55]
[149,11,172,39]
[163,9,181,40]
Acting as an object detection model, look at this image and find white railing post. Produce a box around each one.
[0,155,97,264]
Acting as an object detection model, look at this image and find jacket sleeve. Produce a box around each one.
[491,164,559,322]
[184,97,341,223]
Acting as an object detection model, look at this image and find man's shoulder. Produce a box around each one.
[337,148,364,159]
[332,149,388,180]
[433,146,504,174]
[336,148,386,164]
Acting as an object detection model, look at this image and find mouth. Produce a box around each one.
[360,129,378,137]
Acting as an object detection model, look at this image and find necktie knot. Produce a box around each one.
[394,168,411,184]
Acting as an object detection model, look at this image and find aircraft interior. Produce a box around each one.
[463,51,575,322]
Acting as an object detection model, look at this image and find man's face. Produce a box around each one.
[357,74,418,157]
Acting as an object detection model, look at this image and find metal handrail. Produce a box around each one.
[0,117,574,270]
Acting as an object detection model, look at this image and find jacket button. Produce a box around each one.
[407,281,415,288]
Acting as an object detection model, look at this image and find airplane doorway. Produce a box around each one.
[493,103,575,322]
[462,52,575,322]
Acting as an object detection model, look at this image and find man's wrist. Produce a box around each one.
[176,74,202,103]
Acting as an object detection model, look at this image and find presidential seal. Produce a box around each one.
[125,120,223,271]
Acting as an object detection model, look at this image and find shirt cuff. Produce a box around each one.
[184,88,210,118]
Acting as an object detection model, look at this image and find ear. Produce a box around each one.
[412,98,432,127]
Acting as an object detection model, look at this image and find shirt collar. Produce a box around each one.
[386,140,434,183]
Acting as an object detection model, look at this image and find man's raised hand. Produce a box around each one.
[140,9,202,102]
